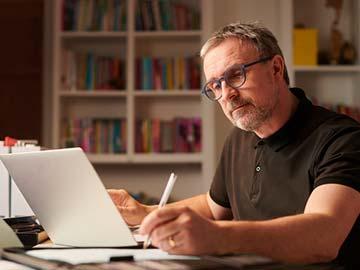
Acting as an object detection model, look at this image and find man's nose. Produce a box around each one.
[220,80,238,101]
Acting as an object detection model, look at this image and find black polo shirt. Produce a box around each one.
[210,88,360,265]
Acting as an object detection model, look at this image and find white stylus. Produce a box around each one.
[143,172,177,249]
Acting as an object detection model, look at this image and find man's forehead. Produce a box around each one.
[203,39,258,77]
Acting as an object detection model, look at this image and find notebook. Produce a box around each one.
[0,148,138,247]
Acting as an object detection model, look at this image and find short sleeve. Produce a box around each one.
[313,126,360,192]
[209,135,232,208]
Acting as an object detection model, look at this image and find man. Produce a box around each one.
[109,22,360,266]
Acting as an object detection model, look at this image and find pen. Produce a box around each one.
[143,172,177,249]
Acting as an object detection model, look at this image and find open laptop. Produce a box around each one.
[0,148,138,247]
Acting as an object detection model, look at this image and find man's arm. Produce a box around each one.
[215,184,360,263]
[140,184,359,264]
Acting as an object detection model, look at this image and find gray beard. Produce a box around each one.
[228,95,277,132]
[232,106,272,131]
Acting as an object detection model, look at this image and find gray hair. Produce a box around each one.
[200,22,289,85]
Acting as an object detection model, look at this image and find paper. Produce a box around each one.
[0,219,23,248]
[27,248,198,265]
[0,260,33,270]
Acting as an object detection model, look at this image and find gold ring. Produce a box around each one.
[168,236,176,248]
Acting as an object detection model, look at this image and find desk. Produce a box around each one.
[0,247,348,270]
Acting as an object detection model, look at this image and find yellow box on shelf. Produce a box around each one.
[293,28,318,66]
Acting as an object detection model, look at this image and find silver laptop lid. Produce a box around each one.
[0,148,137,247]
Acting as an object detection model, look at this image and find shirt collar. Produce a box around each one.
[258,87,312,151]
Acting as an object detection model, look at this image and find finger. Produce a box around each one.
[158,231,182,252]
[139,206,188,235]
[151,218,181,244]
[107,189,128,204]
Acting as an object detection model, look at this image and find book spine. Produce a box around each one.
[152,0,162,30]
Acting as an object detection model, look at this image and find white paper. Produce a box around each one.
[27,248,198,265]
[0,260,33,270]
[0,219,23,248]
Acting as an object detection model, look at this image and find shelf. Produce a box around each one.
[87,153,129,164]
[134,31,202,38]
[59,91,127,98]
[132,153,202,163]
[294,65,360,72]
[60,31,127,38]
[87,153,202,164]
[51,0,212,189]
[134,90,200,97]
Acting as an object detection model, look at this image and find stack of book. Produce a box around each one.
[62,0,127,31]
[135,117,201,153]
[135,56,200,90]
[136,0,200,31]
[62,118,127,154]
[61,49,126,91]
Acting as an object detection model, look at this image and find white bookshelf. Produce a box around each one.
[47,0,216,199]
[134,30,202,37]
[60,31,128,38]
[291,0,360,107]
[59,91,128,97]
[133,91,200,97]
[294,65,360,73]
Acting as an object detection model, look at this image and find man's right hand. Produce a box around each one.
[108,189,154,226]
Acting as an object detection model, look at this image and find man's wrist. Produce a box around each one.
[213,221,232,255]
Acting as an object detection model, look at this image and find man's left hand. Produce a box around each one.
[139,206,223,255]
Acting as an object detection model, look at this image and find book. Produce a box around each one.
[62,0,127,31]
[62,49,126,91]
[152,0,162,31]
[136,56,200,91]
[160,120,174,153]
[135,117,202,153]
[135,0,199,31]
[293,28,318,66]
[62,118,127,153]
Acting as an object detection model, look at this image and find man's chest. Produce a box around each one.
[226,140,316,220]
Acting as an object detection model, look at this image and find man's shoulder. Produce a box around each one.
[312,105,360,132]
[308,105,360,151]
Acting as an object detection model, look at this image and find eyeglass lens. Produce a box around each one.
[204,64,245,100]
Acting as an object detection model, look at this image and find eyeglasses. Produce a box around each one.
[202,56,273,101]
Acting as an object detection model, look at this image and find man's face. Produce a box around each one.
[203,38,280,132]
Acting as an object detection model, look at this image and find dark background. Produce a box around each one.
[0,0,43,143]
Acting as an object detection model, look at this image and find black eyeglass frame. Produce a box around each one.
[201,55,274,101]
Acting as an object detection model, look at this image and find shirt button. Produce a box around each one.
[255,166,261,172]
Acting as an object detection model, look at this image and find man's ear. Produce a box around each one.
[272,55,284,80]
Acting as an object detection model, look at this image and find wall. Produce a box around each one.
[0,0,43,142]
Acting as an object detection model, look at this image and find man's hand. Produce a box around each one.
[139,206,224,255]
[108,189,154,226]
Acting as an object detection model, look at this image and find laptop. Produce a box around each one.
[0,147,138,247]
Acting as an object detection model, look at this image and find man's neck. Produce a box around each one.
[254,88,299,139]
